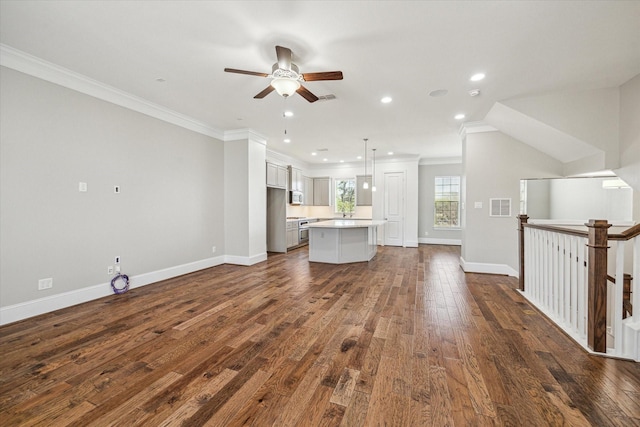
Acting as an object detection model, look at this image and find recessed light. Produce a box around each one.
[323,158,328,162]
[388,151,394,155]
[468,89,481,97]
[311,152,317,156]
[381,96,392,104]
[454,113,465,120]
[470,73,485,82]
[284,139,291,143]
[357,156,362,160]
[429,89,448,97]
[283,111,294,117]
[340,160,345,163]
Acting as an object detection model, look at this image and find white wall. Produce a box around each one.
[223,133,267,264]
[461,131,563,276]
[0,67,225,313]
[549,178,633,222]
[503,87,620,170]
[418,162,463,244]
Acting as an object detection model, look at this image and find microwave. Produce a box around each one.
[290,191,303,205]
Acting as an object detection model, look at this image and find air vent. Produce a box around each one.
[316,148,329,152]
[490,198,511,217]
[317,94,336,101]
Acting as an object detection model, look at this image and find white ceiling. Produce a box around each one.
[1,1,639,165]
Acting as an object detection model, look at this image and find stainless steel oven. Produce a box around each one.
[298,220,309,244]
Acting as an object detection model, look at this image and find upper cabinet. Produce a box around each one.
[266,162,287,189]
[288,166,303,192]
[303,176,314,206]
[313,177,331,206]
[356,175,372,206]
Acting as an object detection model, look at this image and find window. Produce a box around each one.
[335,178,355,214]
[434,176,460,227]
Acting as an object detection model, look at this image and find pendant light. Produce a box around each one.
[371,148,377,192]
[362,138,369,189]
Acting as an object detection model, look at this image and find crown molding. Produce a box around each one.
[0,44,224,140]
[418,156,463,166]
[459,121,498,136]
[224,128,267,145]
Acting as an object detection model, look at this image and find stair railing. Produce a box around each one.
[518,215,639,361]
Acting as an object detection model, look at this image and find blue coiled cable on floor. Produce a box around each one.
[111,273,130,294]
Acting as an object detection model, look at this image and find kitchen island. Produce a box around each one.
[307,220,386,264]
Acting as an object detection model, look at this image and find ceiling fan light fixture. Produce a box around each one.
[271,78,300,97]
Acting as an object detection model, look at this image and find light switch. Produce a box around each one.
[474,201,483,209]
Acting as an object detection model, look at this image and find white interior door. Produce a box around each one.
[384,171,404,246]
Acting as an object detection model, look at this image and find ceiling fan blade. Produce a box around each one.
[302,71,344,81]
[224,68,269,77]
[254,85,275,99]
[275,45,292,71]
[297,85,319,103]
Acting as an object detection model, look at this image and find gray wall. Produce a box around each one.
[0,67,225,306]
[524,179,551,219]
[617,73,640,219]
[418,163,462,242]
[462,131,563,272]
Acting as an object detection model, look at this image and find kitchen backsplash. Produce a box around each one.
[286,205,373,219]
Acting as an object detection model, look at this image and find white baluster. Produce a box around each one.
[613,241,625,356]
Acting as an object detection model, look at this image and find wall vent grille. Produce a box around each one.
[490,198,511,217]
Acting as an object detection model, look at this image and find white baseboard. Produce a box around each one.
[224,252,268,266]
[459,257,519,277]
[0,256,225,326]
[418,237,462,246]
[405,240,419,248]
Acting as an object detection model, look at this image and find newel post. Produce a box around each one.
[586,219,611,353]
[518,215,529,292]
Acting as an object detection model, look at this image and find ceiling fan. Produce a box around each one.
[224,45,343,103]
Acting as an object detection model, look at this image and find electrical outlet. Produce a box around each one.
[424,231,429,236]
[212,246,216,254]
[38,278,53,290]
[115,256,120,264]
[108,266,114,275]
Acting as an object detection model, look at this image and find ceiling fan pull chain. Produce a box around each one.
[283,97,288,137]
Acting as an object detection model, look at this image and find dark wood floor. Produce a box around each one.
[1,245,639,426]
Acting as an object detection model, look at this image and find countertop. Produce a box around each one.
[308,219,386,228]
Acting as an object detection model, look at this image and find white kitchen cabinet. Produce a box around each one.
[356,175,372,206]
[288,166,303,192]
[313,177,331,206]
[303,176,314,206]
[266,162,287,189]
[286,220,299,248]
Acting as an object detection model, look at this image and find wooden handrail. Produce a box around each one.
[608,223,640,241]
[522,222,588,238]
[523,221,640,241]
